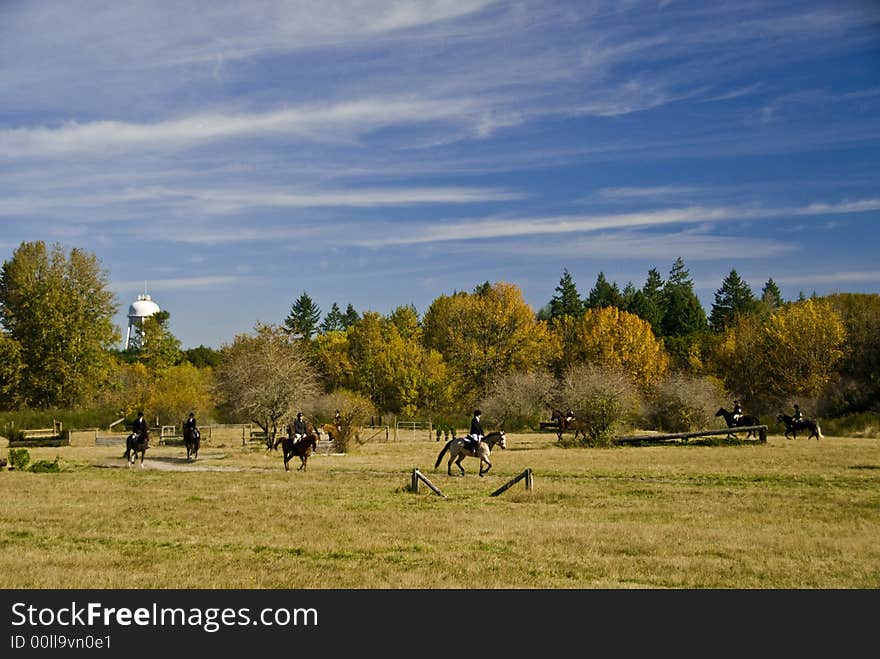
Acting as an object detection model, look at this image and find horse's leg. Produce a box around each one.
[479,458,491,477]
[455,454,465,476]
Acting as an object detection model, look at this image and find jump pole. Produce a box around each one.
[490,469,534,497]
[411,469,446,498]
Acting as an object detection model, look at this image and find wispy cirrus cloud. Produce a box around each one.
[0,185,523,217]
[110,276,246,292]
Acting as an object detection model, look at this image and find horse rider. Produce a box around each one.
[792,404,804,427]
[467,409,484,451]
[184,411,198,441]
[732,399,744,423]
[565,408,575,424]
[125,410,148,459]
[290,411,307,442]
[132,411,148,441]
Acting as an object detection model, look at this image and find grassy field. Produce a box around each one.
[1,430,879,589]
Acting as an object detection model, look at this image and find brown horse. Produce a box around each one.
[322,423,341,443]
[550,409,586,442]
[279,429,319,471]
[434,430,506,477]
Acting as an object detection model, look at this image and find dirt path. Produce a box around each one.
[97,453,273,472]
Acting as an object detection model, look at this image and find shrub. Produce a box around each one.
[556,364,640,446]
[648,373,726,432]
[478,370,557,431]
[29,457,61,473]
[8,448,30,470]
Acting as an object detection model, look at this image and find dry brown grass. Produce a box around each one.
[1,430,878,588]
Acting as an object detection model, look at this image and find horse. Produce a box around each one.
[279,430,319,471]
[184,426,200,461]
[122,431,149,468]
[434,430,506,477]
[550,409,586,442]
[777,413,823,440]
[715,407,762,439]
[322,423,341,443]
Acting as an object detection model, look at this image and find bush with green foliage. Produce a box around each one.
[29,457,61,473]
[8,447,30,470]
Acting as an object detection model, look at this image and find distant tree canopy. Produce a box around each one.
[0,241,118,408]
[2,238,879,431]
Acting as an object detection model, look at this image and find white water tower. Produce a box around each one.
[123,292,161,350]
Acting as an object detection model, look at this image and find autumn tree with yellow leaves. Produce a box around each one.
[422,282,553,402]
[711,298,846,411]
[553,306,669,390]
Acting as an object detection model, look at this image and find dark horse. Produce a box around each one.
[550,409,586,442]
[122,431,149,468]
[279,430,319,472]
[184,426,200,461]
[715,407,762,439]
[777,413,823,440]
[434,430,506,477]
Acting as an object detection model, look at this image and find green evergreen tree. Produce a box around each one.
[284,292,322,339]
[709,269,759,331]
[760,278,784,313]
[548,268,583,319]
[342,304,360,329]
[620,282,637,312]
[586,272,622,310]
[321,302,346,333]
[661,258,707,337]
[629,268,665,335]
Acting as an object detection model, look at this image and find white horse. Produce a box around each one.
[434,430,506,477]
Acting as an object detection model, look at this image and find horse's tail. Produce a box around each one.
[435,440,451,469]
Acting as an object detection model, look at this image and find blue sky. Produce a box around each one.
[1,1,879,349]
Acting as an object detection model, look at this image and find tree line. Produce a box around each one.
[1,241,878,440]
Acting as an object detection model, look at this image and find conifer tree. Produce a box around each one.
[342,304,360,330]
[284,292,322,339]
[709,269,758,331]
[586,272,623,310]
[548,268,583,319]
[761,278,784,310]
[660,258,707,337]
[321,302,346,333]
[629,268,665,335]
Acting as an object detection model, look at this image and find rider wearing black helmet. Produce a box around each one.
[468,409,484,451]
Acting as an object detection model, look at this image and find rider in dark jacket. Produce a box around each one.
[732,399,743,422]
[792,404,804,426]
[132,411,148,439]
[290,412,307,440]
[468,410,484,451]
[184,412,198,440]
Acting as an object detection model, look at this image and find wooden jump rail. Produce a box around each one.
[616,425,768,444]
[490,469,534,497]
[410,469,447,498]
